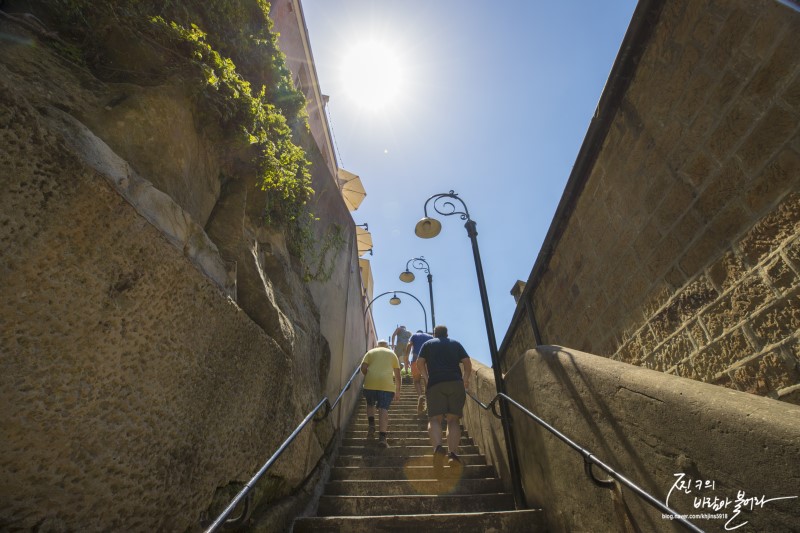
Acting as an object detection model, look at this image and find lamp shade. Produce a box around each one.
[399,270,415,283]
[414,217,442,239]
[389,295,401,305]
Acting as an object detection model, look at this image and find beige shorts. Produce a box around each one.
[426,380,466,418]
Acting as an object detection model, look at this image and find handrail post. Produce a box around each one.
[464,219,526,509]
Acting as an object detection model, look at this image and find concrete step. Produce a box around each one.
[342,438,473,450]
[345,429,462,439]
[338,445,480,457]
[349,422,435,430]
[324,477,504,496]
[316,493,516,516]
[329,464,498,481]
[335,454,486,468]
[352,412,431,420]
[292,509,546,533]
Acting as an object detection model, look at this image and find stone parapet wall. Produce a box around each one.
[506,0,800,400]
[464,349,800,533]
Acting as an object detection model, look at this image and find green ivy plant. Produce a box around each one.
[49,0,319,268]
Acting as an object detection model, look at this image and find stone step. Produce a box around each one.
[324,477,504,496]
[345,429,462,439]
[352,412,431,420]
[335,454,486,468]
[341,436,473,448]
[338,445,480,457]
[292,509,546,533]
[329,464,498,481]
[350,422,436,430]
[352,407,428,413]
[316,493,516,516]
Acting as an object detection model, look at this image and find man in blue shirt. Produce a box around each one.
[405,329,433,414]
[417,324,472,476]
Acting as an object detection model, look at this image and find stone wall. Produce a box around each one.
[504,0,800,402]
[0,4,365,531]
[464,350,800,533]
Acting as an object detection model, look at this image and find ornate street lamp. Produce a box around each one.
[363,290,428,350]
[399,257,435,331]
[414,190,526,509]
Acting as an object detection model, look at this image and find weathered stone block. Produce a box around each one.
[783,71,800,112]
[751,289,800,346]
[665,265,687,290]
[738,192,800,267]
[786,236,800,269]
[744,147,800,215]
[695,160,747,223]
[668,139,694,176]
[688,319,710,350]
[765,255,798,294]
[738,106,800,175]
[707,100,758,163]
[704,8,752,72]
[653,177,696,231]
[644,234,682,280]
[707,249,749,291]
[677,231,721,275]
[741,270,776,319]
[679,150,716,187]
[641,281,673,319]
[652,329,695,371]
[707,200,750,243]
[613,340,639,365]
[679,275,719,320]
[706,70,742,122]
[732,351,800,396]
[703,294,734,339]
[631,220,663,260]
[694,327,755,379]
[742,28,800,106]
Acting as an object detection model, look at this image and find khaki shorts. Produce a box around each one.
[394,343,408,360]
[426,380,466,418]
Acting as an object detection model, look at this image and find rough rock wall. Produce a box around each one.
[504,0,800,402]
[0,8,336,532]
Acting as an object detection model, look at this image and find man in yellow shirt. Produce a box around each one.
[361,339,402,448]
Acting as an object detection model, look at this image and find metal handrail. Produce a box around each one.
[466,391,704,533]
[204,362,363,533]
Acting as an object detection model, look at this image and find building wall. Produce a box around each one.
[271,0,372,421]
[270,0,338,180]
[504,0,800,402]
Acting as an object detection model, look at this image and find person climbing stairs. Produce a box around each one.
[292,381,544,531]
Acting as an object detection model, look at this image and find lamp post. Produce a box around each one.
[363,290,428,350]
[414,190,526,509]
[399,257,435,331]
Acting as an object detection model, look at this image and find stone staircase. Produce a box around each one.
[292,381,544,532]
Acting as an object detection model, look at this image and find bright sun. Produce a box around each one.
[340,40,405,111]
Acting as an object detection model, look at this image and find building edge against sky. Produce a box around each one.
[275,0,799,403]
[501,0,800,403]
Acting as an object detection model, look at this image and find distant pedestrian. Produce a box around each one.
[417,325,472,475]
[391,325,413,376]
[405,329,433,414]
[361,339,402,448]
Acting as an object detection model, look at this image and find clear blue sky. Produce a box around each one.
[302,1,638,366]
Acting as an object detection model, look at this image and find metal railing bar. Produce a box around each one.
[466,391,703,533]
[329,364,362,413]
[204,362,363,533]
